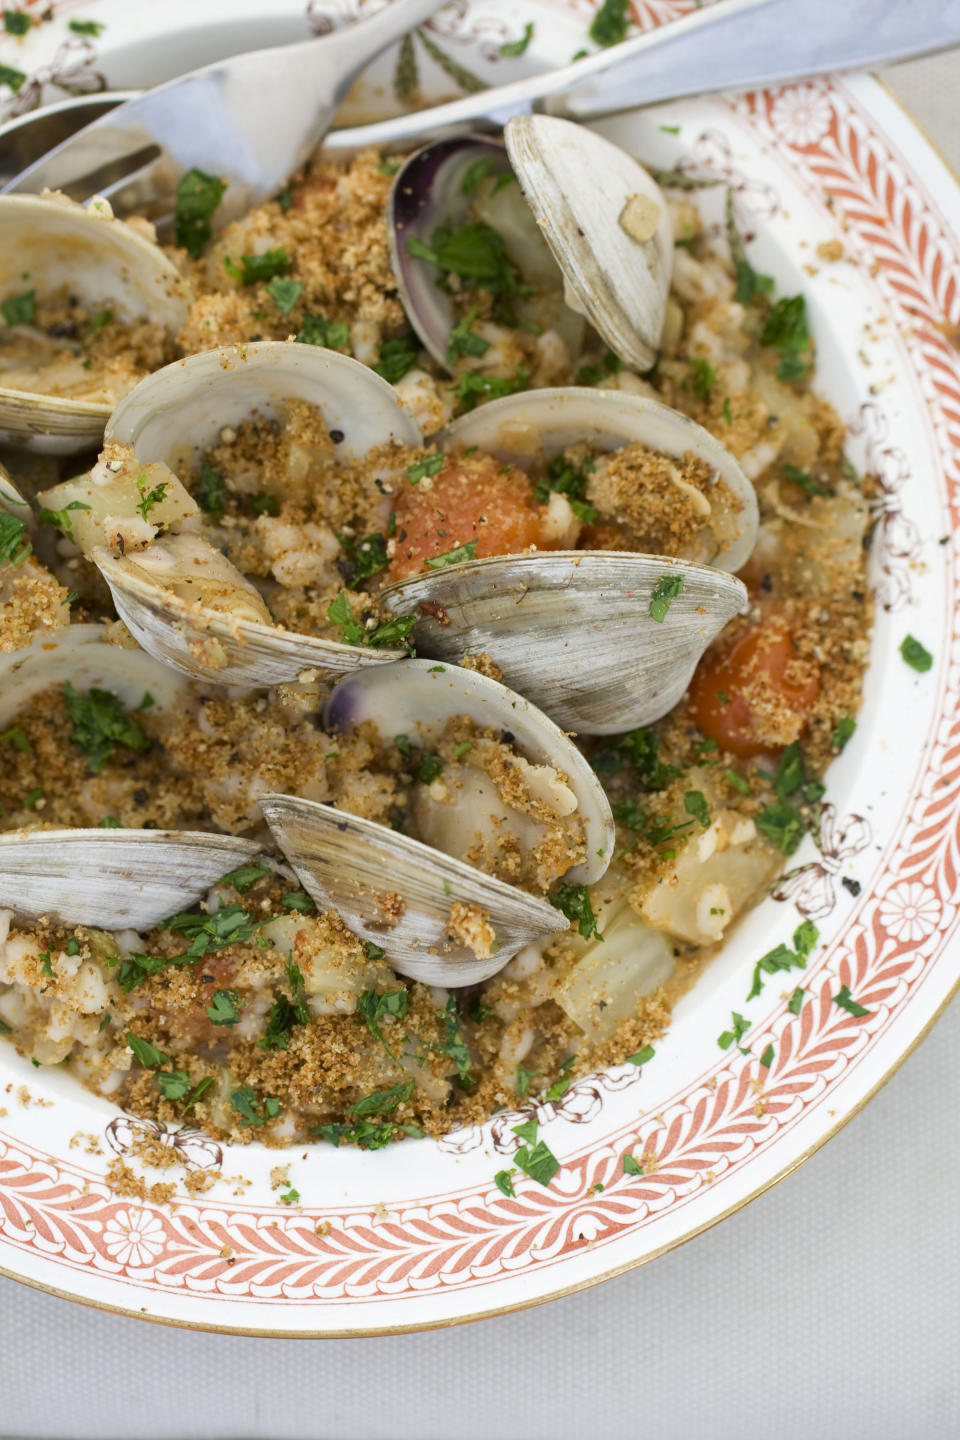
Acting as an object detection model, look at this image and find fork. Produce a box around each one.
[0,0,445,235]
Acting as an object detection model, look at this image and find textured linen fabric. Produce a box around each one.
[2,48,960,1440]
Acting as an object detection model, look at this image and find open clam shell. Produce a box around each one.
[436,386,758,572]
[90,342,424,686]
[0,194,189,455]
[504,115,673,373]
[0,624,261,928]
[0,829,263,929]
[389,121,672,375]
[261,659,615,986]
[380,552,747,736]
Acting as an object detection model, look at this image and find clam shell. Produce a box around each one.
[0,828,263,929]
[436,385,758,572]
[259,794,567,987]
[94,342,424,687]
[0,193,189,455]
[504,115,673,373]
[379,552,748,735]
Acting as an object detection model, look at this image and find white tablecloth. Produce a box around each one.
[4,48,960,1440]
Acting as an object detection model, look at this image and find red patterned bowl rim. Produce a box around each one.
[0,2,957,1335]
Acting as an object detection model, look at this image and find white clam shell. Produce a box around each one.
[260,659,615,986]
[0,194,189,455]
[0,828,263,929]
[94,342,424,687]
[0,625,260,928]
[380,552,747,736]
[259,795,567,987]
[504,115,673,373]
[437,385,758,572]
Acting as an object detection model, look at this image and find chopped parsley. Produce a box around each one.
[759,1043,775,1069]
[1,289,34,326]
[612,798,646,831]
[282,891,314,913]
[619,725,679,791]
[127,1033,170,1068]
[725,189,774,304]
[755,801,805,855]
[337,531,388,587]
[833,984,870,1016]
[0,512,30,566]
[326,590,415,650]
[512,1124,559,1186]
[494,1169,516,1197]
[783,462,830,497]
[747,922,818,1000]
[363,940,385,960]
[501,21,534,56]
[516,1062,534,1098]
[725,768,751,796]
[224,248,291,286]
[278,1188,300,1205]
[683,790,710,828]
[0,63,25,92]
[543,1055,576,1103]
[425,540,477,569]
[718,1011,751,1054]
[831,716,856,750]
[296,312,350,349]
[451,364,529,412]
[576,348,622,386]
[788,986,805,1015]
[373,333,419,384]
[63,684,149,774]
[205,988,243,1027]
[316,1118,423,1149]
[773,741,805,800]
[259,958,310,1050]
[415,753,444,785]
[155,1071,192,1101]
[218,860,271,893]
[68,18,105,35]
[346,1079,414,1118]
[355,987,409,1059]
[550,883,602,942]
[181,1075,214,1112]
[175,168,227,258]
[135,470,167,521]
[689,357,716,402]
[23,786,43,809]
[165,900,269,961]
[761,294,813,382]
[98,815,122,828]
[196,460,227,519]
[66,937,80,957]
[447,306,490,365]
[407,222,530,305]
[230,1084,281,1127]
[0,724,30,753]
[426,994,472,1085]
[650,573,684,622]
[589,0,631,46]
[622,1152,644,1176]
[407,453,446,484]
[38,499,91,542]
[627,1045,655,1066]
[265,276,304,316]
[534,453,597,522]
[900,635,932,673]
[250,490,279,516]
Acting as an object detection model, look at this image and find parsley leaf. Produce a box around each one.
[407,453,445,484]
[426,994,472,1085]
[218,860,270,893]
[759,1043,775,1069]
[589,0,631,46]
[38,498,91,541]
[196,460,227,519]
[282,891,314,913]
[650,573,684,622]
[619,726,679,791]
[447,306,491,365]
[689,357,716,402]
[230,1084,281,1127]
[494,1168,516,1197]
[516,1062,534,1098]
[127,1033,171,1068]
[4,9,34,32]
[550,883,602,941]
[205,988,243,1027]
[833,984,870,1017]
[627,1045,655,1066]
[755,801,805,855]
[831,716,856,750]
[0,63,26,92]
[612,798,646,830]
[68,18,105,35]
[63,684,149,774]
[425,540,477,569]
[788,986,805,1016]
[175,168,227,258]
[373,333,419,384]
[154,1070,192,1101]
[165,901,269,961]
[1,289,35,326]
[761,294,813,382]
[622,1152,644,1176]
[225,248,290,286]
[356,987,409,1059]
[260,958,310,1050]
[718,1011,751,1054]
[408,221,530,301]
[337,531,387,587]
[0,512,30,566]
[316,1118,422,1149]
[135,469,167,521]
[783,462,830,497]
[683,790,710,828]
[534,453,597,522]
[451,364,529,413]
[577,348,622,385]
[514,1138,559,1187]
[347,1079,414,1118]
[747,940,808,1001]
[725,189,775,304]
[501,21,534,56]
[296,312,350,349]
[900,635,932,673]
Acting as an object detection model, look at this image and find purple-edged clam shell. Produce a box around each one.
[387,134,510,369]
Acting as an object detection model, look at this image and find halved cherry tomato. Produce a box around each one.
[688,611,820,758]
[386,453,556,583]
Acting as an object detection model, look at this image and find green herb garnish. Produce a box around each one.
[447,305,491,365]
[295,312,350,349]
[266,276,304,316]
[356,987,409,1059]
[373,333,419,384]
[0,512,30,566]
[683,790,710,828]
[501,21,534,56]
[649,573,684,623]
[900,635,932,673]
[550,883,602,941]
[230,1085,281,1127]
[755,801,805,855]
[175,168,226,258]
[205,988,244,1027]
[1,289,35,326]
[833,985,870,1017]
[718,1011,751,1054]
[424,540,477,569]
[451,364,529,412]
[407,453,446,484]
[337,531,387,587]
[347,1079,414,1119]
[63,684,149,774]
[761,294,813,382]
[589,0,631,46]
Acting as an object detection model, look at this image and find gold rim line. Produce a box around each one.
[0,70,958,1339]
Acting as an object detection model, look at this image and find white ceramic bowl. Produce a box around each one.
[0,1,957,1336]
